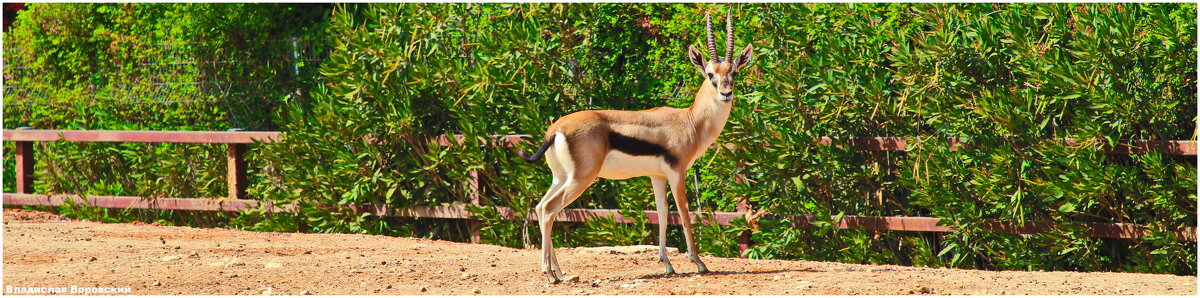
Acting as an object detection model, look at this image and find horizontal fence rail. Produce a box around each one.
[4,129,282,144]
[432,134,1198,156]
[6,129,1195,155]
[6,193,1194,242]
[4,129,1197,253]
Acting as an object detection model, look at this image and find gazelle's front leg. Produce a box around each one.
[651,176,675,275]
[668,172,710,273]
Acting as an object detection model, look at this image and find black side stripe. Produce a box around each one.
[607,131,678,166]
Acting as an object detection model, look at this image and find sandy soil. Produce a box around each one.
[3,208,1195,295]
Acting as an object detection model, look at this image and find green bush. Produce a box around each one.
[5,3,1195,275]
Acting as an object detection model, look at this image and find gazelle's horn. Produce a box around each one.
[725,8,735,63]
[706,13,717,62]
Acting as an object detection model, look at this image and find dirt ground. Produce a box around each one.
[3,208,1196,295]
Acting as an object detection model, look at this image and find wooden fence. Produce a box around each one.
[3,128,1196,255]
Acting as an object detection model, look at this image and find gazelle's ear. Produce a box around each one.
[732,44,754,72]
[688,45,707,75]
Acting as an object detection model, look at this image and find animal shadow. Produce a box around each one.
[636,268,818,280]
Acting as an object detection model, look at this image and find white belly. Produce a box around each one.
[596,151,669,180]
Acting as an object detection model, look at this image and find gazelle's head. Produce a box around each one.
[688,10,753,103]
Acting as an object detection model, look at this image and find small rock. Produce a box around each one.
[299,290,310,295]
[264,262,283,269]
[261,287,273,295]
[161,255,183,262]
[420,287,428,292]
[912,286,931,294]
[471,288,481,294]
[796,280,813,287]
[349,269,363,274]
[225,258,246,267]
[87,256,97,262]
[619,279,649,289]
[564,275,580,282]
[461,273,473,279]
[386,285,392,289]
[151,281,161,287]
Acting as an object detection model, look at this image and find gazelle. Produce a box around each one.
[519,10,752,283]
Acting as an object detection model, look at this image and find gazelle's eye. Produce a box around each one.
[706,73,713,80]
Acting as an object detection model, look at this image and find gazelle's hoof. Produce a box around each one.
[661,263,677,275]
[546,273,561,284]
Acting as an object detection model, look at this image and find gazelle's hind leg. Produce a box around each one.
[535,133,600,283]
[534,180,566,282]
[536,176,595,283]
[651,176,676,274]
[535,141,569,283]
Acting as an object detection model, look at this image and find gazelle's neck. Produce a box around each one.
[688,80,733,142]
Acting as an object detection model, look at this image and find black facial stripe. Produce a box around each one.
[607,131,679,166]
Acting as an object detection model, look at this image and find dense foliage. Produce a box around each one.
[5,3,1195,275]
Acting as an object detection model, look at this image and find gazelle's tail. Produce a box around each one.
[518,137,554,163]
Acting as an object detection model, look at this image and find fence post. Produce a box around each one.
[226,129,247,200]
[14,127,34,193]
[468,169,482,244]
[736,200,751,257]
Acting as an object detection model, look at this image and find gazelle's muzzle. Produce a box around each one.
[720,92,733,102]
